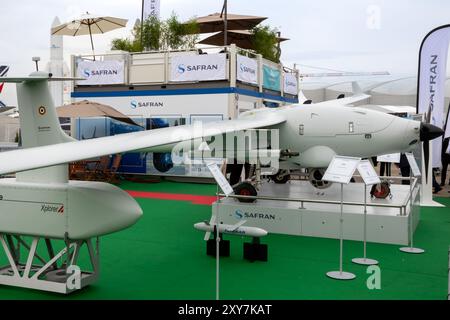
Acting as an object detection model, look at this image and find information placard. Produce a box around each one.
[377,153,400,163]
[405,153,421,177]
[357,160,381,186]
[206,162,234,196]
[322,156,361,184]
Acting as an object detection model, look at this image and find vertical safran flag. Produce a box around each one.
[417,25,450,166]
[144,0,161,19]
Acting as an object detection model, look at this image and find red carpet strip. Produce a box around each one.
[126,191,218,205]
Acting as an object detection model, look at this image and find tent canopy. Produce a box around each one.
[198,29,288,50]
[57,100,141,127]
[186,12,267,34]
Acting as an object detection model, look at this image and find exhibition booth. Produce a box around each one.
[68,45,298,177]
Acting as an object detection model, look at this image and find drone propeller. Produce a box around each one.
[420,121,444,182]
[204,212,217,241]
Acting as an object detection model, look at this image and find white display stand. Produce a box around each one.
[215,181,419,245]
[206,162,234,301]
[400,154,425,254]
[323,156,361,281]
[352,160,380,266]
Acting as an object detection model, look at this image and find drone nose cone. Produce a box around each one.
[420,123,444,142]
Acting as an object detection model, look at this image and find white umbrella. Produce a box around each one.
[51,12,128,60]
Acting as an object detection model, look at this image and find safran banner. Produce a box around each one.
[284,72,298,95]
[144,0,160,19]
[263,65,281,91]
[171,54,227,82]
[237,54,258,85]
[417,25,450,167]
[77,60,125,85]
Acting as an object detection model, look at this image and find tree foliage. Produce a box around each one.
[251,25,281,63]
[111,13,199,52]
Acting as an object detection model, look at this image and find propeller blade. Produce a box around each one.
[420,122,444,182]
[423,140,430,183]
[204,212,217,241]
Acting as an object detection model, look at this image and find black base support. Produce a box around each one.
[243,242,268,262]
[206,239,230,257]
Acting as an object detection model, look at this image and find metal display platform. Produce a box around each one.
[213,180,420,245]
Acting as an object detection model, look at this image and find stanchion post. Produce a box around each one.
[352,182,378,266]
[324,155,360,280]
[326,183,356,280]
[216,184,220,301]
[400,172,425,254]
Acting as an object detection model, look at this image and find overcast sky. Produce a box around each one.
[1,0,450,104]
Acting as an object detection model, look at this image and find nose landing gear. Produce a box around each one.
[370,180,392,199]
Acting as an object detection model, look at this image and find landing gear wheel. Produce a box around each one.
[309,168,332,189]
[271,170,290,184]
[234,182,257,203]
[370,181,392,199]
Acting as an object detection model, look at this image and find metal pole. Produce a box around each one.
[339,183,344,274]
[224,0,228,47]
[400,172,424,254]
[327,183,355,280]
[141,0,144,49]
[363,183,367,259]
[353,182,378,266]
[409,170,413,248]
[88,24,95,61]
[216,184,220,301]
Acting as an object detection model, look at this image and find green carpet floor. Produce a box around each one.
[0,180,448,300]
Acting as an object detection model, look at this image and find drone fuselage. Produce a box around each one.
[0,179,142,239]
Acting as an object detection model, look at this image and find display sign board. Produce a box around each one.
[170,54,227,82]
[323,156,361,184]
[406,153,421,177]
[283,72,298,95]
[77,60,125,85]
[263,65,281,91]
[357,160,381,186]
[237,54,258,85]
[143,0,160,19]
[207,162,234,196]
[377,153,401,163]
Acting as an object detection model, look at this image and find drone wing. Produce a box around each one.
[0,112,285,175]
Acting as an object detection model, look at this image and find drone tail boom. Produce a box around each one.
[4,73,76,183]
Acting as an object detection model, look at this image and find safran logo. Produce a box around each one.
[234,209,276,220]
[177,64,186,74]
[177,64,219,74]
[234,209,244,220]
[41,204,64,215]
[131,100,163,109]
[83,69,118,77]
[240,64,256,75]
